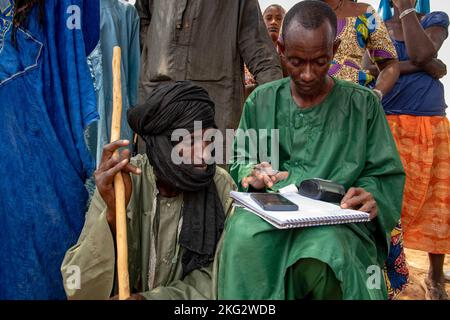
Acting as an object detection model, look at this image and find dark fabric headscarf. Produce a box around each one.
[127,81,225,277]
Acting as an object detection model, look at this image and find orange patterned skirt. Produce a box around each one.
[387,115,450,254]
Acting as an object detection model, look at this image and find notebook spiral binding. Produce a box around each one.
[285,213,369,228]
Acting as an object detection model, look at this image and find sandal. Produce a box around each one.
[421,278,449,300]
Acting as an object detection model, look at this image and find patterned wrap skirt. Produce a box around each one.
[387,115,450,255]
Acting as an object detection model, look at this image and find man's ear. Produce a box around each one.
[333,38,341,56]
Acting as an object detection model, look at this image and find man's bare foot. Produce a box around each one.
[421,278,448,300]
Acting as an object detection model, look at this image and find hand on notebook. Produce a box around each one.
[242,162,289,190]
[340,187,378,220]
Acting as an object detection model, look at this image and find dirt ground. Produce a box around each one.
[397,249,450,300]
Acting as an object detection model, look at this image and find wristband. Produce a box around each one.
[399,8,416,19]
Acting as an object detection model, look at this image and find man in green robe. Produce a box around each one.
[61,82,236,300]
[218,1,405,300]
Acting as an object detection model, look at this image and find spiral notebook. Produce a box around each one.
[230,191,370,229]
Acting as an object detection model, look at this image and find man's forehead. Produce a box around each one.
[264,5,285,15]
[265,7,284,15]
[284,20,335,46]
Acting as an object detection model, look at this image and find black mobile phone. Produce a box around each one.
[250,193,299,211]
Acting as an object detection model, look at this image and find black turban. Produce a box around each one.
[127,81,225,277]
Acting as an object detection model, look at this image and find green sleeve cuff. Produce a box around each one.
[61,209,116,300]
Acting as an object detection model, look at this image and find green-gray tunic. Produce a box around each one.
[61,154,236,300]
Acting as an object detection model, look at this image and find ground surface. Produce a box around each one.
[397,249,450,300]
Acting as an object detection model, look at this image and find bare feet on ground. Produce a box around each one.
[397,249,450,300]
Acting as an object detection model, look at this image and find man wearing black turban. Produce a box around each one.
[61,81,236,300]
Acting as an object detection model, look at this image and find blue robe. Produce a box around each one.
[86,0,140,167]
[0,0,99,299]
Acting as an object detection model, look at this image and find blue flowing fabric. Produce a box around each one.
[416,0,430,15]
[0,0,99,299]
[378,0,393,21]
[86,0,140,168]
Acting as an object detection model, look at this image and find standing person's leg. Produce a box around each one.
[429,253,445,283]
[424,253,448,300]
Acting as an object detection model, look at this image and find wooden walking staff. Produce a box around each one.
[111,46,130,300]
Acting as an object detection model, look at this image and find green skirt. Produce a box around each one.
[218,208,389,300]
